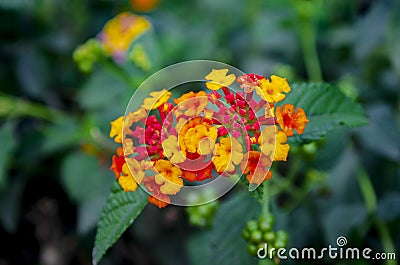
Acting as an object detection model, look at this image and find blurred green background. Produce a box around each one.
[0,0,399,264]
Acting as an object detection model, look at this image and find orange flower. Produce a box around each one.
[110,147,125,178]
[240,151,272,185]
[154,160,183,195]
[130,0,159,12]
[174,91,208,116]
[148,195,169,208]
[177,117,217,155]
[275,104,309,136]
[143,176,170,208]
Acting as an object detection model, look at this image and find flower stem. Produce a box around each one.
[261,181,270,216]
[357,167,396,265]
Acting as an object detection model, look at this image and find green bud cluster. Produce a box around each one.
[73,39,104,73]
[242,214,288,256]
[186,200,219,228]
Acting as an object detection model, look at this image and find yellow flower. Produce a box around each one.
[258,126,276,158]
[205,69,236,90]
[174,91,208,116]
[256,75,291,103]
[212,137,243,172]
[99,12,151,57]
[162,135,186,164]
[259,126,290,161]
[142,89,172,110]
[154,160,183,195]
[118,164,138,192]
[125,157,145,183]
[126,108,147,124]
[109,116,124,143]
[123,138,135,156]
[273,131,290,161]
[184,124,217,155]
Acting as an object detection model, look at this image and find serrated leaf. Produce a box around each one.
[210,191,260,265]
[92,181,148,264]
[282,82,368,143]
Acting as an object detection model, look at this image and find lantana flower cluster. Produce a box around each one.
[109,69,309,208]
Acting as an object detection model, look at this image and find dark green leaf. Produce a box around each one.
[92,181,148,264]
[0,122,17,190]
[210,191,260,265]
[282,82,368,143]
[61,151,112,234]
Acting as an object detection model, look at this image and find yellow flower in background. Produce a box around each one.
[142,89,172,110]
[212,137,243,172]
[98,12,151,61]
[162,135,186,164]
[205,69,236,90]
[118,164,138,192]
[109,116,124,143]
[154,160,183,195]
[256,75,291,103]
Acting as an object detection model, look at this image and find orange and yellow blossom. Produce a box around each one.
[240,151,273,185]
[275,104,309,136]
[154,160,183,195]
[205,69,236,91]
[212,137,243,172]
[174,91,208,116]
[177,117,217,155]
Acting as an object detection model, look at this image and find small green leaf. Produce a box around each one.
[282,82,368,143]
[92,181,148,264]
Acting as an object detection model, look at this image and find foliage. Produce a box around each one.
[0,0,399,265]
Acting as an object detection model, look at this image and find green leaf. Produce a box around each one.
[210,191,260,265]
[61,151,112,234]
[282,82,368,143]
[0,122,17,190]
[92,181,148,264]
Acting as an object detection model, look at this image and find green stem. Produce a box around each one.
[261,181,270,216]
[357,168,377,214]
[357,167,397,265]
[0,93,66,121]
[299,21,322,81]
